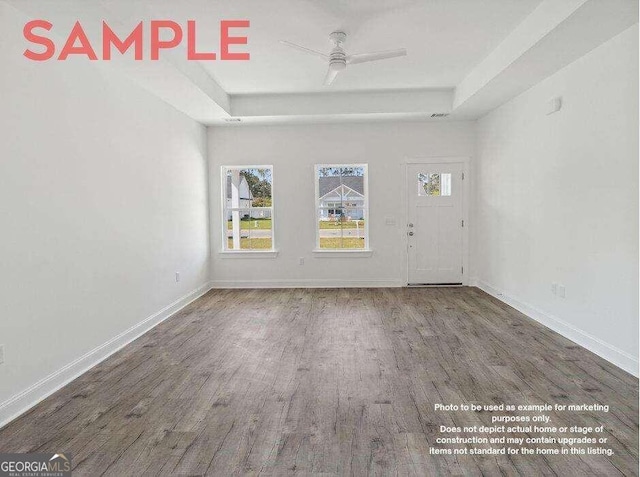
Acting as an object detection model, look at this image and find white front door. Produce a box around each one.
[407,163,464,285]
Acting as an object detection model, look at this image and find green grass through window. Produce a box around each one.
[227,238,273,250]
[319,238,365,249]
[318,220,364,229]
[227,219,272,230]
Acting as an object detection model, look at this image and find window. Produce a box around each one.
[315,165,369,250]
[222,166,273,251]
[418,172,451,196]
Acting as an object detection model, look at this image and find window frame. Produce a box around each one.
[314,163,370,253]
[220,165,275,254]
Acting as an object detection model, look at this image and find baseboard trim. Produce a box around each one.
[0,281,213,429]
[211,279,404,289]
[476,280,639,377]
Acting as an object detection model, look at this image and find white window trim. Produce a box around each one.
[218,250,279,258]
[314,164,371,254]
[312,249,373,258]
[220,165,276,255]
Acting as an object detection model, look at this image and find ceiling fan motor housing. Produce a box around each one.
[329,31,347,70]
[330,49,347,70]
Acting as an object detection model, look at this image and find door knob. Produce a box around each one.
[408,223,414,227]
[408,231,414,236]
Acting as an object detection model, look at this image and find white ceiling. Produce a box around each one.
[190,0,544,93]
[7,0,638,124]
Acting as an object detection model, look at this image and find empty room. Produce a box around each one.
[0,0,638,475]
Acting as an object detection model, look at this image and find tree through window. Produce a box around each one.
[223,166,273,250]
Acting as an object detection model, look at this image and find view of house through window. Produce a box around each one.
[316,165,368,250]
[223,166,273,250]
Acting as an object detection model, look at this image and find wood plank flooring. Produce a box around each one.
[0,287,637,476]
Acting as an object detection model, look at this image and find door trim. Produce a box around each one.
[401,156,470,286]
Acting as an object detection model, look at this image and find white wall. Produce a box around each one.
[0,3,210,422]
[208,121,475,287]
[475,25,639,374]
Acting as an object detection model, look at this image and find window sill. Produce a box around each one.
[312,249,373,258]
[218,250,279,259]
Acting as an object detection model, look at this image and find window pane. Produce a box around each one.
[224,166,273,251]
[418,172,451,196]
[227,209,272,250]
[317,165,367,250]
[440,173,452,196]
[225,168,272,208]
[246,209,272,250]
[318,166,366,203]
[318,209,366,249]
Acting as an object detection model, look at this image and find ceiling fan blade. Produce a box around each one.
[323,65,341,86]
[346,48,407,65]
[280,40,329,59]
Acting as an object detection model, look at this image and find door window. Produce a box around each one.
[418,172,452,197]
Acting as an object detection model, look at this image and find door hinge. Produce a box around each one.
[461,219,464,227]
[461,266,464,274]
[462,172,465,180]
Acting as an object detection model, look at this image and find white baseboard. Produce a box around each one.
[211,279,404,289]
[0,281,213,429]
[476,280,639,377]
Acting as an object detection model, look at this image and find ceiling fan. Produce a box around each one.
[280,31,407,86]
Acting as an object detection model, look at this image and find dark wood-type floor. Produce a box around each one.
[0,288,637,476]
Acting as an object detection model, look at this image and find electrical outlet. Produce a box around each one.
[557,285,566,298]
[551,283,558,295]
[175,272,180,283]
[298,258,305,266]
[0,345,4,365]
